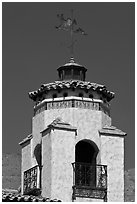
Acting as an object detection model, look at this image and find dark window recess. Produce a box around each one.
[79,93,83,97]
[63,92,68,97]
[65,69,71,75]
[58,89,61,93]
[74,69,80,75]
[89,94,93,99]
[53,94,57,98]
[100,97,103,100]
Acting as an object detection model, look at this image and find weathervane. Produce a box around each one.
[55,10,87,59]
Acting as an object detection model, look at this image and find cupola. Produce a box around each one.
[57,57,87,81]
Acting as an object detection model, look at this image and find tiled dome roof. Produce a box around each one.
[58,57,84,68]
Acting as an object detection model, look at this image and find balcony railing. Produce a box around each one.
[72,162,107,200]
[23,165,41,195]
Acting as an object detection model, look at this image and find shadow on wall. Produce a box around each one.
[34,143,42,167]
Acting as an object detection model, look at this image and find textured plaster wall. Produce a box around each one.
[75,197,104,202]
[41,108,111,201]
[31,104,114,201]
[101,135,124,202]
[101,111,111,127]
[43,108,111,164]
[21,140,31,194]
[42,130,52,198]
[50,129,75,201]
[44,108,102,145]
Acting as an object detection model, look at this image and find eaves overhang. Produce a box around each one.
[29,80,115,102]
[41,118,77,135]
[99,126,127,137]
[19,134,33,146]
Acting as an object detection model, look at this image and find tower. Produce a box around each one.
[19,56,126,202]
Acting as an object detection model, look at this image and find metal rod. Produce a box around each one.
[70,9,74,58]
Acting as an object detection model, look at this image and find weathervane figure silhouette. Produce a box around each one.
[55,10,87,59]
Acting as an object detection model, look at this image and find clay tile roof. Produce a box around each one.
[2,189,61,202]
[28,80,114,102]
[99,125,127,136]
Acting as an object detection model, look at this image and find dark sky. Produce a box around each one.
[2,2,135,170]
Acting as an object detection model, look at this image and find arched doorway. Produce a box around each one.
[74,140,99,187]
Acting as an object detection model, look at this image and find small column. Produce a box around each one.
[71,68,74,79]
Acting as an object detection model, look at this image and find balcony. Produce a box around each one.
[72,162,107,200]
[23,165,41,196]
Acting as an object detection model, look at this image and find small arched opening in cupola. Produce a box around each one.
[52,93,57,99]
[89,94,93,99]
[63,92,68,98]
[79,93,83,98]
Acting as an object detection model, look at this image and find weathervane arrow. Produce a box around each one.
[55,10,87,58]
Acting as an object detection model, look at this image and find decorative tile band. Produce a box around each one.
[47,100,72,109]
[34,99,110,116]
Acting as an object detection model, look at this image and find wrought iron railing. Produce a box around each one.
[23,165,41,195]
[72,162,107,200]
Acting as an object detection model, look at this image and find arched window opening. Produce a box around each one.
[100,97,103,100]
[79,93,83,98]
[85,89,88,93]
[58,89,61,93]
[63,92,68,98]
[52,93,57,99]
[89,94,93,99]
[74,140,99,187]
[75,140,98,164]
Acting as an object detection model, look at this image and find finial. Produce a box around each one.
[55,10,87,59]
[69,57,75,63]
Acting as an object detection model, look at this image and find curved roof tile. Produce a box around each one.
[2,190,61,202]
[29,80,114,102]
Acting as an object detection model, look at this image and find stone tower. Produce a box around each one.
[19,57,126,202]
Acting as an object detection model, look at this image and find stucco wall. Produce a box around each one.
[32,102,111,168]
[31,104,124,202]
[101,111,111,127]
[50,129,75,202]
[43,108,111,164]
[41,129,52,198]
[41,108,111,201]
[44,108,102,146]
[101,135,124,202]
